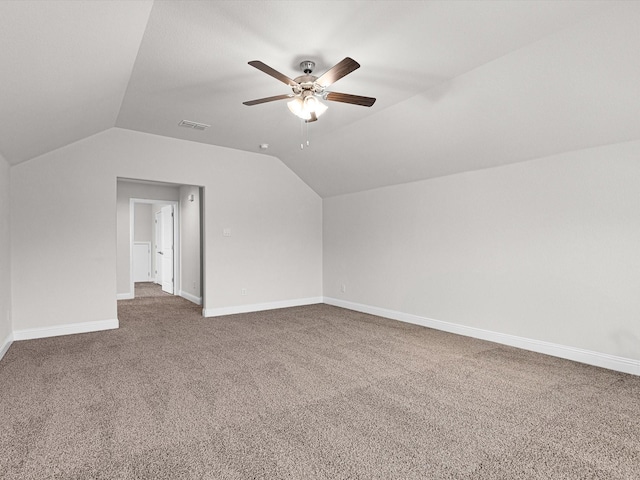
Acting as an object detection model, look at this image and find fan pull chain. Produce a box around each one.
[300,120,311,149]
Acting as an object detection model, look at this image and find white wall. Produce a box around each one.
[0,152,12,355]
[324,141,640,363]
[11,128,322,334]
[116,181,180,295]
[179,185,201,303]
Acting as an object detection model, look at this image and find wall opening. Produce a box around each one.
[116,178,204,308]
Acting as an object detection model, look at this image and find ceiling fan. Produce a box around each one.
[242,57,376,123]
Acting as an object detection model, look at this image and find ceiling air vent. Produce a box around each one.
[178,119,210,131]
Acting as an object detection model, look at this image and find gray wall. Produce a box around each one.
[0,153,11,349]
[134,203,152,243]
[11,128,323,331]
[179,185,201,302]
[324,140,640,361]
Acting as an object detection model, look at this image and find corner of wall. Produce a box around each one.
[0,331,13,362]
[0,151,13,363]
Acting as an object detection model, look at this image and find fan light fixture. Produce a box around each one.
[243,57,376,125]
[287,95,328,121]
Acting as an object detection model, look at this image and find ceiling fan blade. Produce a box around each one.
[243,94,293,106]
[324,92,376,107]
[315,57,360,87]
[248,61,298,87]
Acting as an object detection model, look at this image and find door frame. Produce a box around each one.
[129,198,180,298]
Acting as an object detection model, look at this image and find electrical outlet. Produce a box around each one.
[341,284,346,293]
[241,288,247,296]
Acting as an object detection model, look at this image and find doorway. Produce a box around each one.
[117,178,204,307]
[130,198,179,298]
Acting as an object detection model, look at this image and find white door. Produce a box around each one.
[133,242,151,282]
[160,205,174,294]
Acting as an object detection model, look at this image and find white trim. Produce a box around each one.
[203,297,323,318]
[323,297,640,377]
[0,332,13,362]
[13,319,119,341]
[179,290,202,306]
[117,293,134,300]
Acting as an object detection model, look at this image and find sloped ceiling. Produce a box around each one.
[1,1,639,197]
[0,0,153,163]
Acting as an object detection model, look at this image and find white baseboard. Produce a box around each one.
[0,332,13,362]
[323,297,640,377]
[179,290,202,306]
[117,293,134,300]
[203,297,323,318]
[13,319,119,341]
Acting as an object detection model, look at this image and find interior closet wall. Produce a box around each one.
[179,185,202,303]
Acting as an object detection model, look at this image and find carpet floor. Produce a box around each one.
[0,294,638,479]
[134,282,173,298]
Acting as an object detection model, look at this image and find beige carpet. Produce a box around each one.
[134,282,172,298]
[0,295,638,479]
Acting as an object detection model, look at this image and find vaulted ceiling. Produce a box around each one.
[1,1,638,197]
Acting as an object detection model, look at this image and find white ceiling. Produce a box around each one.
[1,0,638,197]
